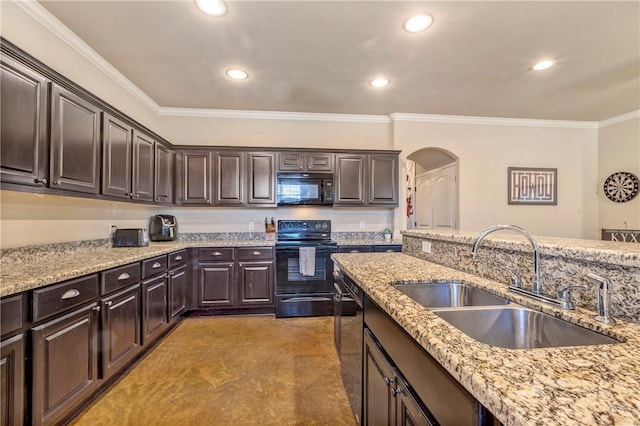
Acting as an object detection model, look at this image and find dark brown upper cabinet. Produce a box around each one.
[132,130,155,202]
[214,151,245,206]
[0,55,49,188]
[247,152,276,206]
[50,84,101,194]
[101,113,133,199]
[278,152,334,172]
[176,151,213,205]
[154,142,173,204]
[334,154,366,205]
[369,154,398,206]
[335,153,399,207]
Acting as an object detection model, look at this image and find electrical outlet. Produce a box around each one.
[109,224,117,238]
[359,221,365,229]
[422,241,432,253]
[248,221,255,230]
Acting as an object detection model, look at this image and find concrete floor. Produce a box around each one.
[70,316,355,426]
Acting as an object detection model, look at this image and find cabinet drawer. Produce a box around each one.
[339,245,373,253]
[374,244,402,253]
[101,263,141,295]
[142,255,168,279]
[169,249,187,268]
[198,248,234,262]
[33,274,99,323]
[1,293,27,337]
[238,247,273,262]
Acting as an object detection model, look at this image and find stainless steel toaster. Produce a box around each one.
[113,228,149,247]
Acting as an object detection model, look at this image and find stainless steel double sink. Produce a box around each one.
[393,282,620,349]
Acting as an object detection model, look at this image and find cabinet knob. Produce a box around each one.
[93,306,101,312]
[391,387,403,396]
[52,180,61,186]
[384,377,395,385]
[212,252,222,256]
[252,251,261,256]
[206,199,210,203]
[105,301,113,307]
[33,178,48,185]
[136,194,140,198]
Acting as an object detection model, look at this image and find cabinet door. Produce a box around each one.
[306,153,333,172]
[335,154,366,205]
[101,284,141,380]
[132,130,155,202]
[215,151,245,205]
[0,56,49,187]
[238,262,274,306]
[363,329,396,426]
[141,275,168,345]
[198,263,235,308]
[154,142,173,204]
[178,151,212,205]
[50,84,101,194]
[369,154,398,205]
[101,113,133,198]
[168,265,187,321]
[248,152,276,205]
[32,303,99,426]
[278,152,304,171]
[396,377,435,426]
[1,334,24,426]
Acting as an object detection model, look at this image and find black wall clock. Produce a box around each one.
[603,172,639,203]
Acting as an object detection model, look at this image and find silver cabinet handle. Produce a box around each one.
[152,262,162,268]
[206,199,210,203]
[61,289,80,300]
[93,306,101,312]
[117,272,130,280]
[252,251,261,256]
[212,251,222,256]
[105,301,113,307]
[349,250,359,253]
[175,255,183,261]
[33,178,48,185]
[52,180,61,186]
[385,249,394,253]
[135,194,140,198]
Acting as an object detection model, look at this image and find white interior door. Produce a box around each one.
[415,163,457,229]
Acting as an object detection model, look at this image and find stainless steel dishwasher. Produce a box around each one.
[333,269,364,424]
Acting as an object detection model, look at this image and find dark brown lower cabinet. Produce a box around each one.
[1,334,24,426]
[168,265,187,322]
[237,261,274,306]
[198,263,235,307]
[363,328,434,426]
[100,284,141,379]
[31,303,100,426]
[141,274,169,345]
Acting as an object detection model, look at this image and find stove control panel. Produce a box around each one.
[277,220,331,234]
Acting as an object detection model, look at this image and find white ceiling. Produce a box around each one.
[39,0,640,121]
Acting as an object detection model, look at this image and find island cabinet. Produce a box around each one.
[278,152,334,172]
[338,244,401,254]
[176,150,213,205]
[50,84,102,195]
[364,297,499,426]
[0,54,49,188]
[31,274,101,426]
[1,293,28,426]
[334,154,399,206]
[197,247,275,312]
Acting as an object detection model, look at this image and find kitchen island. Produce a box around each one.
[331,250,640,425]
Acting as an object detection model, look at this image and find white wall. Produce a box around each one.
[598,115,640,230]
[392,118,600,239]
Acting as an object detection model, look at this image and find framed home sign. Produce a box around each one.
[508,167,557,205]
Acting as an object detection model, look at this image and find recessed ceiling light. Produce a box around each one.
[196,0,226,17]
[532,59,554,71]
[404,14,433,33]
[226,69,249,80]
[369,78,390,88]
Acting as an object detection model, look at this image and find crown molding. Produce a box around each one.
[390,113,598,129]
[13,0,161,113]
[157,107,391,123]
[599,110,640,128]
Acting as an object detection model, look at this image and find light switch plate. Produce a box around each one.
[359,221,365,229]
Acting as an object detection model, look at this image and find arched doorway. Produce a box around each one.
[406,148,459,230]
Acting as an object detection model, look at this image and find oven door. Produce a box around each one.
[275,245,336,294]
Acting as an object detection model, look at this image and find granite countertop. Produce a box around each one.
[333,238,403,246]
[332,252,640,425]
[0,239,274,297]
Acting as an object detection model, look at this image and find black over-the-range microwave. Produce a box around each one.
[276,173,334,206]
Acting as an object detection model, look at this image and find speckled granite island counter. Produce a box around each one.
[332,246,640,425]
[0,237,274,297]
